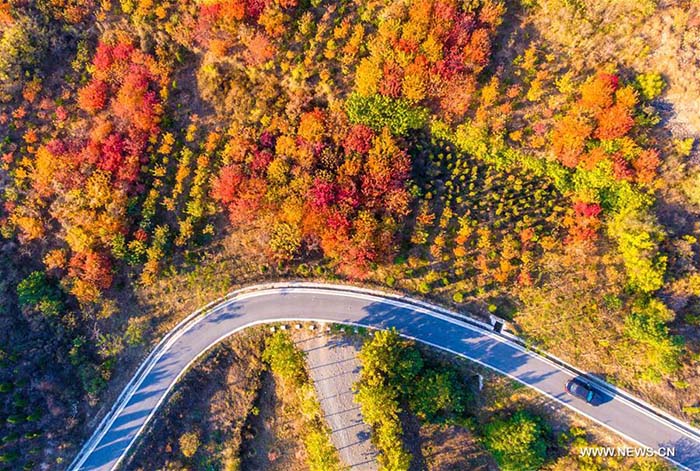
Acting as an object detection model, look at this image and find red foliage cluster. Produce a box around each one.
[211,109,411,277]
[72,40,165,186]
[567,201,603,243]
[69,250,113,291]
[211,164,245,205]
[344,124,375,155]
[195,0,296,48]
[23,39,167,298]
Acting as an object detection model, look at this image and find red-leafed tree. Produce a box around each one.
[343,124,375,155]
[567,201,602,243]
[77,80,108,114]
[211,164,245,205]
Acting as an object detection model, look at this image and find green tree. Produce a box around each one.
[355,382,401,427]
[346,93,428,135]
[262,331,307,387]
[16,271,63,316]
[483,410,548,471]
[358,329,423,393]
[607,204,666,293]
[625,299,684,381]
[409,369,466,422]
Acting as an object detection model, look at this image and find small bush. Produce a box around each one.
[635,72,665,101]
[179,431,200,458]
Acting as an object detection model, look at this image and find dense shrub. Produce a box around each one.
[483,410,548,471]
[345,93,428,136]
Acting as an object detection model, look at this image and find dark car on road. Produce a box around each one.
[565,378,598,404]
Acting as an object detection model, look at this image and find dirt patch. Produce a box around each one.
[125,328,267,470]
[239,370,307,471]
[420,423,498,471]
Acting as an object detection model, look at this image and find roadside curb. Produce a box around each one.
[68,281,700,471]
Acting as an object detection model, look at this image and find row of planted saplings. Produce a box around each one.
[0,380,43,466]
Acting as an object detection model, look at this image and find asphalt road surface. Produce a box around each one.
[296,332,378,470]
[69,284,700,471]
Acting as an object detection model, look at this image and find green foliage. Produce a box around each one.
[262,331,308,387]
[355,380,401,425]
[111,234,127,260]
[356,329,418,471]
[625,299,684,381]
[304,429,341,471]
[358,329,423,393]
[69,337,106,396]
[124,317,147,347]
[374,419,413,470]
[264,332,341,470]
[483,410,548,471]
[409,369,466,422]
[346,93,428,136]
[607,203,666,293]
[635,72,665,101]
[97,333,124,359]
[16,271,64,317]
[356,328,474,468]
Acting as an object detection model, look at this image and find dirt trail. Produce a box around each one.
[295,330,379,471]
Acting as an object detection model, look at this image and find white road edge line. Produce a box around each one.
[68,283,699,471]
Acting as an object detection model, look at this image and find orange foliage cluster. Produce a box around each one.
[47,0,96,23]
[354,0,504,120]
[551,72,659,186]
[195,0,296,51]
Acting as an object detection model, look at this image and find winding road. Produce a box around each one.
[69,283,700,471]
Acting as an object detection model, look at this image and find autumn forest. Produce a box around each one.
[1,0,700,468]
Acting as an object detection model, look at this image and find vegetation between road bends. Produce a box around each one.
[126,330,268,471]
[262,331,341,471]
[355,329,470,470]
[355,330,675,470]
